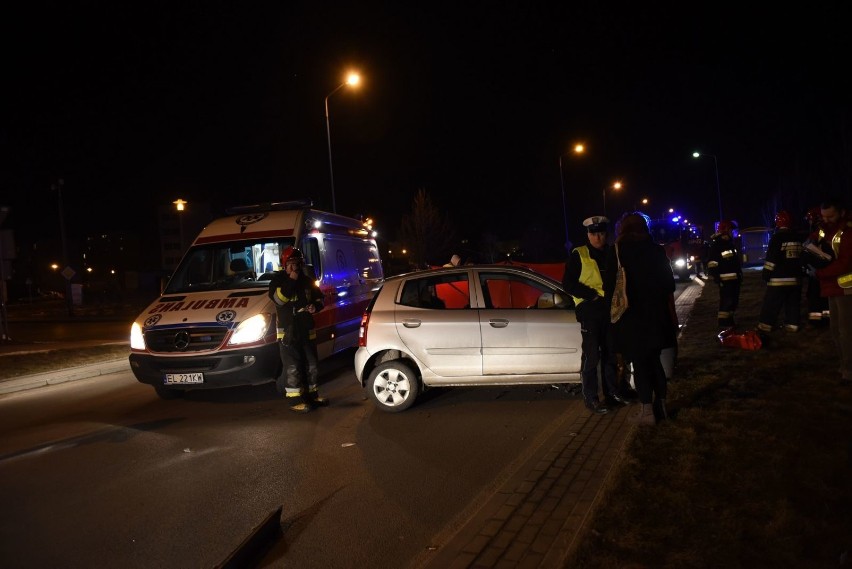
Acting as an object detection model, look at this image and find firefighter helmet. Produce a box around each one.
[280,246,304,265]
[774,210,792,229]
[716,220,735,234]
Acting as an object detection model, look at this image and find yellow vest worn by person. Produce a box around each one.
[570,245,604,307]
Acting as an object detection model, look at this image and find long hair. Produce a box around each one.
[615,212,651,243]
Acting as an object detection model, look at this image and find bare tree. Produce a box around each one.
[398,188,457,267]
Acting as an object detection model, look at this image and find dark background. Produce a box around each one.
[3,2,850,259]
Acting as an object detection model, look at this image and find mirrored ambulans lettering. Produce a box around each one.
[147,298,249,314]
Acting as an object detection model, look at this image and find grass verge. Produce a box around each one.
[570,270,852,568]
[0,344,130,380]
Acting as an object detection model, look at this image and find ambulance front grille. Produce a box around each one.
[145,326,229,353]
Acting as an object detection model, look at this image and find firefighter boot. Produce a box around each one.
[306,386,329,408]
[286,392,313,414]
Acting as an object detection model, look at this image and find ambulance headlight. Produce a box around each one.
[228,313,272,345]
[674,258,687,268]
[130,322,146,350]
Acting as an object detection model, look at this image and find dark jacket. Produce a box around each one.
[604,234,677,358]
[268,270,324,344]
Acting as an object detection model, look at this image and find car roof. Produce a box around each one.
[384,264,564,288]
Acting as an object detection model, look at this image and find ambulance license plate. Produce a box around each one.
[164,373,204,385]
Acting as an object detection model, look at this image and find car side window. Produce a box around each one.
[479,273,552,309]
[399,273,470,309]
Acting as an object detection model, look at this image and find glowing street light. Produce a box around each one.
[173,199,188,254]
[692,151,723,221]
[325,72,361,214]
[603,181,622,219]
[558,143,586,250]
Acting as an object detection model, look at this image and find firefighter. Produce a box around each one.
[814,197,852,386]
[563,215,632,415]
[757,210,803,335]
[707,220,743,328]
[268,246,328,413]
[802,206,831,326]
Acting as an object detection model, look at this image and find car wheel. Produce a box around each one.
[154,386,184,400]
[367,361,420,412]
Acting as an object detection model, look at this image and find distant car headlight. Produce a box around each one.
[228,313,272,345]
[674,258,687,268]
[130,322,146,350]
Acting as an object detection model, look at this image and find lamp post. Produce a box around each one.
[692,152,723,221]
[173,199,187,255]
[558,143,585,250]
[324,72,361,214]
[603,181,622,219]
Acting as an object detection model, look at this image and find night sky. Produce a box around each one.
[4,3,850,256]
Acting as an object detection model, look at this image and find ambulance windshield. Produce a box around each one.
[164,238,295,293]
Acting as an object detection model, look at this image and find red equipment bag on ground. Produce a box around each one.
[717,327,762,350]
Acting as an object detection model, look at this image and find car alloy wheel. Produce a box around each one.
[367,361,420,412]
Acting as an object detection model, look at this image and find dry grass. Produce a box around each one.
[570,271,852,568]
[0,344,130,379]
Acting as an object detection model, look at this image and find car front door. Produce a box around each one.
[477,270,582,378]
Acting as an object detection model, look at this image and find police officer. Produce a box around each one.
[563,216,631,415]
[268,246,328,413]
[757,211,803,335]
[707,220,743,328]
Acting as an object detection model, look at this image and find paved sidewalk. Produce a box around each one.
[414,278,705,568]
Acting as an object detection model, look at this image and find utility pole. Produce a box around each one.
[0,206,10,341]
[53,179,74,316]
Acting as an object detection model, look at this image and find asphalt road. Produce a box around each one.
[0,351,580,568]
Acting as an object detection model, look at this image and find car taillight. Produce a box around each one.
[358,312,370,347]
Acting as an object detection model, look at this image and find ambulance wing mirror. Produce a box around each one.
[303,263,318,281]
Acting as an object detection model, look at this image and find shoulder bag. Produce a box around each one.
[611,244,628,323]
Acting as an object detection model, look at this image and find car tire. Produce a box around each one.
[367,360,420,412]
[154,386,184,400]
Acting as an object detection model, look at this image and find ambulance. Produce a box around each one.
[129,201,384,399]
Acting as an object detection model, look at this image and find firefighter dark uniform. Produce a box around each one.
[757,211,804,333]
[707,220,742,328]
[803,207,831,326]
[563,216,629,415]
[268,247,327,413]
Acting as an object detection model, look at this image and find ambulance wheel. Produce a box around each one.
[154,386,184,400]
[367,361,420,412]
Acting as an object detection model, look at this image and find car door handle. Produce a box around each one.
[402,319,422,328]
[489,319,509,328]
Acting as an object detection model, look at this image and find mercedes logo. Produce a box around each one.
[174,331,191,351]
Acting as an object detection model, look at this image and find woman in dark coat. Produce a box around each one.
[604,212,677,425]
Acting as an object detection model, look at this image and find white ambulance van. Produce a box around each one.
[129,201,384,399]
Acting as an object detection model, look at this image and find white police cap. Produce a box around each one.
[583,216,609,233]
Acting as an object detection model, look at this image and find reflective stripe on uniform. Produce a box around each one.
[721,249,735,258]
[768,277,799,286]
[720,272,738,281]
[763,261,776,271]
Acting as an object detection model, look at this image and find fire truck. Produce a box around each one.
[648,215,705,281]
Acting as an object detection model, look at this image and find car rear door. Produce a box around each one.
[394,271,482,378]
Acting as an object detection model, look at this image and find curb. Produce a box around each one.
[0,359,130,395]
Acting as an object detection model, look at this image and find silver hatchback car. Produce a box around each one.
[354,265,583,412]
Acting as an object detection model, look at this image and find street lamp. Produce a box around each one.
[325,72,361,214]
[692,151,723,221]
[173,199,187,255]
[558,143,586,250]
[603,181,622,219]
